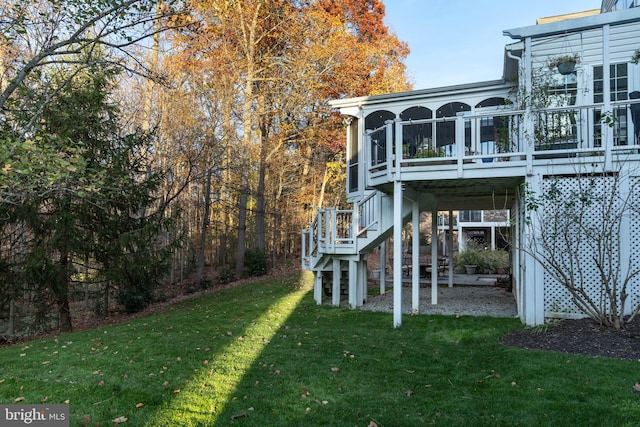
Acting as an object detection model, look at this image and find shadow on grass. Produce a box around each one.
[1,271,638,426]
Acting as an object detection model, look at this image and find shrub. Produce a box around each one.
[245,248,270,277]
[217,267,234,284]
[454,244,509,274]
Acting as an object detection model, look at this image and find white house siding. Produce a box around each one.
[609,21,640,63]
[631,176,640,313]
[540,172,640,320]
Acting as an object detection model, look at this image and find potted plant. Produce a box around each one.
[455,246,483,274]
[549,53,580,75]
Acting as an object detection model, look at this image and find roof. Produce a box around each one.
[328,80,512,110]
[504,6,640,40]
[536,9,601,24]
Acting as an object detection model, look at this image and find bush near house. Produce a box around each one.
[455,245,509,274]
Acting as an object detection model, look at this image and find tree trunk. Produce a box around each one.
[255,118,268,251]
[197,168,212,282]
[57,252,72,332]
[235,173,249,277]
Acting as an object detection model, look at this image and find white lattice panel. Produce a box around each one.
[540,174,633,317]
[629,176,640,314]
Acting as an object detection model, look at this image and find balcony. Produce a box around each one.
[361,99,640,188]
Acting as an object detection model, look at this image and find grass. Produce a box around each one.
[1,271,639,426]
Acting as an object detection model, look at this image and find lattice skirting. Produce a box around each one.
[541,174,640,319]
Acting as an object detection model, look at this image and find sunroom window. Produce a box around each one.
[593,63,628,146]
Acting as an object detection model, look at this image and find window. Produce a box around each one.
[459,210,482,222]
[593,64,629,146]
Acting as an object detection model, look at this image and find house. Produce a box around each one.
[301,2,640,327]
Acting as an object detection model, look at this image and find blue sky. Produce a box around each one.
[383,0,600,89]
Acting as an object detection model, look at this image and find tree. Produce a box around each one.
[155,0,411,279]
[0,0,183,112]
[0,61,178,333]
[523,166,640,329]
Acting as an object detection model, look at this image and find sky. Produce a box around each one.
[383,0,600,89]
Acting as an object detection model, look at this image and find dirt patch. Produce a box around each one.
[501,317,640,361]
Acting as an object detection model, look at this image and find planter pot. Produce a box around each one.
[557,61,576,75]
[371,269,381,280]
[465,265,477,275]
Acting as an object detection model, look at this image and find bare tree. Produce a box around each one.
[0,0,185,113]
[523,165,640,328]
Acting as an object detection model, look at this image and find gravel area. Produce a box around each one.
[359,284,518,318]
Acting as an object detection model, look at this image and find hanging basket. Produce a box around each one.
[557,60,576,75]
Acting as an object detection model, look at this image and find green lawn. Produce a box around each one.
[0,271,638,426]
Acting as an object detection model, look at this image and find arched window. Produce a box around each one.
[400,107,433,158]
[475,97,507,109]
[365,110,395,130]
[436,102,471,155]
[365,110,395,167]
[476,98,508,155]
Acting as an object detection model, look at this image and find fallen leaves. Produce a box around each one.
[634,383,640,392]
[113,415,127,424]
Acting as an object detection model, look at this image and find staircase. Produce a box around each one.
[301,191,413,305]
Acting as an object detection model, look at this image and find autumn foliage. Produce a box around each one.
[0,0,410,335]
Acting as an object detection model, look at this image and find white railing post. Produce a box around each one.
[317,209,324,252]
[365,130,372,188]
[456,113,465,177]
[301,230,308,269]
[385,119,394,181]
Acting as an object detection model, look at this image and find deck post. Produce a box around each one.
[358,259,367,306]
[380,240,387,295]
[431,206,438,305]
[348,258,357,308]
[522,174,545,325]
[448,209,454,287]
[393,180,403,327]
[314,272,323,304]
[332,258,341,306]
[412,200,420,314]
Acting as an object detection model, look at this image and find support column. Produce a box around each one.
[348,258,357,308]
[314,272,323,304]
[431,206,438,305]
[380,240,387,295]
[448,210,454,288]
[393,180,404,327]
[522,174,544,325]
[412,200,420,314]
[332,259,341,307]
[358,259,367,306]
